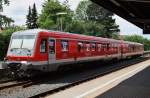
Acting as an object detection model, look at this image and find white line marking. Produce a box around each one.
[75,63,149,98]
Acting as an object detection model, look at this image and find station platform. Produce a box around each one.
[46,59,150,98]
[97,65,150,98]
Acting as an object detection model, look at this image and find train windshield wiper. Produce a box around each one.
[10,48,20,51]
[21,48,31,52]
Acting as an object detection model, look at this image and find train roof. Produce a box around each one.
[12,29,48,35]
[12,29,143,46]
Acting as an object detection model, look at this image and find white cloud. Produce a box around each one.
[2,0,44,25]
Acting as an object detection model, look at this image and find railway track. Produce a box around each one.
[0,57,149,98]
[30,57,150,98]
[0,80,32,90]
[0,73,52,90]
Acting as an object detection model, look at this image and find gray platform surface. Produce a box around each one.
[97,66,150,98]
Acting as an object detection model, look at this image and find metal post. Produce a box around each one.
[61,17,63,31]
[56,12,67,31]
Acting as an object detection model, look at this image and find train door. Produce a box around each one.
[48,38,56,64]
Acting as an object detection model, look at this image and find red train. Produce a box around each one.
[2,29,144,77]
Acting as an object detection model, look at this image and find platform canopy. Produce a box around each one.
[91,0,150,34]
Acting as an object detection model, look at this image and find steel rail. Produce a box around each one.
[30,57,149,98]
[0,80,31,90]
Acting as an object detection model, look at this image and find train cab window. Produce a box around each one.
[40,39,47,53]
[92,43,96,51]
[78,42,83,52]
[61,40,69,52]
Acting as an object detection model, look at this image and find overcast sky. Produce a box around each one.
[1,0,150,39]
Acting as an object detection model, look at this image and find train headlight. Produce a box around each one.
[21,61,27,64]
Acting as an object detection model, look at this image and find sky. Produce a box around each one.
[1,0,150,39]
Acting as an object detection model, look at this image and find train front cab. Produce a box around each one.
[2,32,56,76]
[2,30,40,76]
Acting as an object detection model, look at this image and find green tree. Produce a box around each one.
[26,4,38,29]
[0,0,9,11]
[31,3,38,28]
[26,6,32,29]
[75,0,120,38]
[0,33,5,60]
[75,0,90,20]
[101,14,120,38]
[70,0,104,35]
[38,0,73,31]
[124,35,144,43]
[0,14,14,28]
[66,20,86,34]
[0,0,14,29]
[86,2,120,38]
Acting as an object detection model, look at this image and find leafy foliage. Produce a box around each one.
[0,0,14,29]
[26,6,32,29]
[38,0,119,38]
[124,35,150,51]
[73,0,120,38]
[31,3,38,28]
[38,0,73,31]
[75,0,90,20]
[0,14,14,29]
[0,0,9,11]
[26,3,38,29]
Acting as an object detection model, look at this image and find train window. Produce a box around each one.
[92,43,96,51]
[112,44,115,51]
[78,42,83,52]
[97,44,101,51]
[49,39,55,54]
[40,39,47,53]
[61,40,69,52]
[107,44,110,50]
[103,44,107,51]
[101,44,104,51]
[86,42,90,51]
[114,44,118,51]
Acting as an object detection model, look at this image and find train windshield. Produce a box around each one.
[10,35,35,49]
[8,35,36,56]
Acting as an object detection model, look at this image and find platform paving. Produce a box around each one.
[97,66,150,98]
[46,59,150,98]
